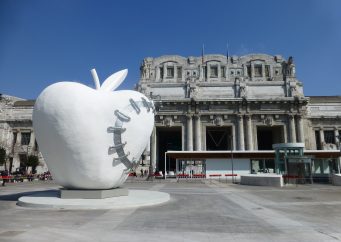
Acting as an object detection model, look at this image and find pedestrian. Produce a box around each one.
[2,170,9,186]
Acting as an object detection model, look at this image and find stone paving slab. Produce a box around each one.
[1,180,341,241]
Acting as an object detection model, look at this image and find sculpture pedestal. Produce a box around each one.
[60,188,128,199]
[17,190,170,209]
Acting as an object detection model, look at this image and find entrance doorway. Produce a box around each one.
[206,127,232,150]
[157,127,182,172]
[257,126,284,150]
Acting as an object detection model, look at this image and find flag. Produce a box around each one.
[226,42,229,61]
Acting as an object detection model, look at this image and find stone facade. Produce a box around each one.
[136,54,341,171]
[0,94,47,174]
[0,53,340,173]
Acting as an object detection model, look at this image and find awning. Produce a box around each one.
[165,150,341,159]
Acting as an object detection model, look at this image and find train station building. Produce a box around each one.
[1,53,341,182]
[136,54,341,181]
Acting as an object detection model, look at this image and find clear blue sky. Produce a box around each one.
[1,0,340,99]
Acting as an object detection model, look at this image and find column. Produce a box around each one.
[145,134,151,167]
[232,124,236,150]
[237,115,245,150]
[251,64,255,78]
[163,65,167,79]
[17,132,22,146]
[194,115,202,150]
[296,115,304,143]
[289,115,296,143]
[320,128,325,148]
[29,131,35,147]
[245,115,253,150]
[156,66,160,80]
[187,115,193,151]
[243,64,247,78]
[334,128,340,145]
[149,127,157,174]
[207,65,211,79]
[262,64,265,77]
[174,65,177,80]
[29,131,35,154]
[199,65,203,81]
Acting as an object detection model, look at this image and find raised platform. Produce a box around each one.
[60,188,128,199]
[17,189,170,209]
[240,174,283,187]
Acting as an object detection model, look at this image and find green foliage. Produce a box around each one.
[26,155,39,168]
[0,147,6,165]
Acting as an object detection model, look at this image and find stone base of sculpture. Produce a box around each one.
[17,189,170,209]
[60,188,128,199]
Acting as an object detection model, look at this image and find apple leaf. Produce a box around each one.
[100,69,128,91]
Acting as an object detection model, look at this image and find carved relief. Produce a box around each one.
[163,116,173,127]
[240,82,246,98]
[213,116,224,126]
[261,115,273,126]
[141,58,153,79]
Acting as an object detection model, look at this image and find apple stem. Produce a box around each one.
[91,69,101,90]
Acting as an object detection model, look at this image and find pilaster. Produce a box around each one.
[237,115,245,150]
[187,115,193,151]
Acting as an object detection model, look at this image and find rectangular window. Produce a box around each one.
[254,64,262,77]
[177,67,182,78]
[204,66,207,79]
[166,67,174,78]
[221,66,226,78]
[315,131,321,150]
[324,130,335,144]
[19,154,27,169]
[21,132,31,145]
[247,65,251,77]
[210,65,218,78]
[265,65,270,77]
[12,132,17,145]
[160,67,163,78]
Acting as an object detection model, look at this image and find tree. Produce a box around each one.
[26,155,39,174]
[0,147,6,169]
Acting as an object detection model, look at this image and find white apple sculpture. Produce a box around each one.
[33,69,154,190]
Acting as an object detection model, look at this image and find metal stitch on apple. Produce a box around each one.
[141,97,150,112]
[108,141,127,151]
[129,98,141,114]
[113,152,130,162]
[111,114,134,169]
[110,100,153,170]
[107,127,126,133]
[114,110,131,122]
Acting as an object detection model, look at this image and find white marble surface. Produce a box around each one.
[17,189,170,209]
[33,69,154,189]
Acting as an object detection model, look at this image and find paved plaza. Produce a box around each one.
[1,180,341,242]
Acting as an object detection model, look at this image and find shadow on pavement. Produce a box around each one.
[0,189,58,201]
